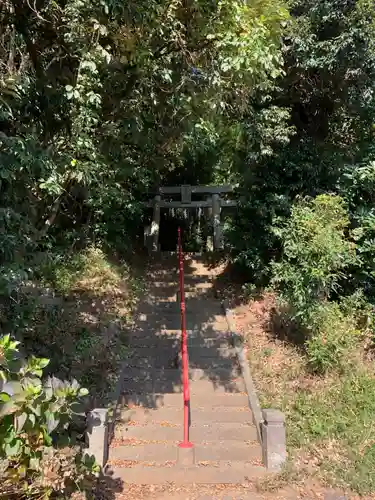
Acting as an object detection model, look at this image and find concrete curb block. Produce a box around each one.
[221,299,286,472]
[85,356,130,469]
[222,299,263,442]
[86,408,109,467]
[261,409,287,472]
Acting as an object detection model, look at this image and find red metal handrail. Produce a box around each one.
[177,227,193,449]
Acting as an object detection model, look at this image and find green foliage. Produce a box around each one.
[227,0,375,291]
[39,246,120,295]
[272,195,356,318]
[219,0,375,491]
[226,192,290,283]
[0,246,135,405]
[0,335,99,498]
[0,0,289,291]
[340,151,375,297]
[290,371,375,494]
[1,0,375,491]
[270,195,363,373]
[305,302,360,374]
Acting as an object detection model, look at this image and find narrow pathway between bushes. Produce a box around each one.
[106,253,267,498]
[96,253,358,499]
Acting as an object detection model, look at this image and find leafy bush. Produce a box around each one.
[339,289,375,332]
[305,303,360,374]
[39,246,121,295]
[270,195,363,373]
[271,194,356,320]
[226,192,291,284]
[341,154,375,299]
[0,334,99,499]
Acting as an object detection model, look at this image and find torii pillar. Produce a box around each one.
[212,193,223,250]
[151,195,161,252]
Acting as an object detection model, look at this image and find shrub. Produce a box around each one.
[271,194,356,320]
[305,303,360,374]
[340,289,375,332]
[271,195,363,373]
[0,334,99,499]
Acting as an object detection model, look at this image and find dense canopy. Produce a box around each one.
[1,0,375,496]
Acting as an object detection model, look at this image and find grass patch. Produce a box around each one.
[41,246,135,298]
[234,293,375,495]
[289,371,375,494]
[3,246,144,406]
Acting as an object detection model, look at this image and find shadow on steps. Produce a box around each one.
[104,254,264,488]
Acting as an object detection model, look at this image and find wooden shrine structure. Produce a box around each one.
[144,185,238,252]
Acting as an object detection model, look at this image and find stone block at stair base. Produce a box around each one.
[177,445,195,466]
[261,409,286,472]
[86,408,109,467]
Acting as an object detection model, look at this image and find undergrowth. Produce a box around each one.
[1,246,144,406]
[240,196,375,495]
[246,300,375,495]
[0,335,100,499]
[291,372,375,492]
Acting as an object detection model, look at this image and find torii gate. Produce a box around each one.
[144,185,237,252]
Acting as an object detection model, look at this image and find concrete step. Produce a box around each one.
[121,357,175,370]
[134,318,229,334]
[135,313,226,327]
[148,292,215,302]
[147,286,214,292]
[121,391,249,409]
[128,335,231,349]
[185,297,220,306]
[107,462,266,484]
[182,376,245,392]
[120,406,252,425]
[183,271,213,278]
[129,332,231,345]
[128,338,231,349]
[122,360,237,373]
[126,345,235,359]
[184,378,245,393]
[122,367,180,382]
[147,296,178,303]
[126,346,176,358]
[148,273,212,281]
[188,366,241,380]
[184,292,215,300]
[134,308,226,320]
[123,347,236,372]
[189,347,235,359]
[122,356,235,370]
[151,281,213,290]
[109,441,261,463]
[138,302,223,315]
[114,422,257,443]
[142,309,224,320]
[127,337,182,349]
[148,293,216,301]
[122,377,245,395]
[121,367,240,383]
[121,370,181,394]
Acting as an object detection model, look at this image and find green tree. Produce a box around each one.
[228,0,375,288]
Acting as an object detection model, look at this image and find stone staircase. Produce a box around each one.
[107,254,266,487]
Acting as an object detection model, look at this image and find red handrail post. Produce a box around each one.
[177,227,193,450]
